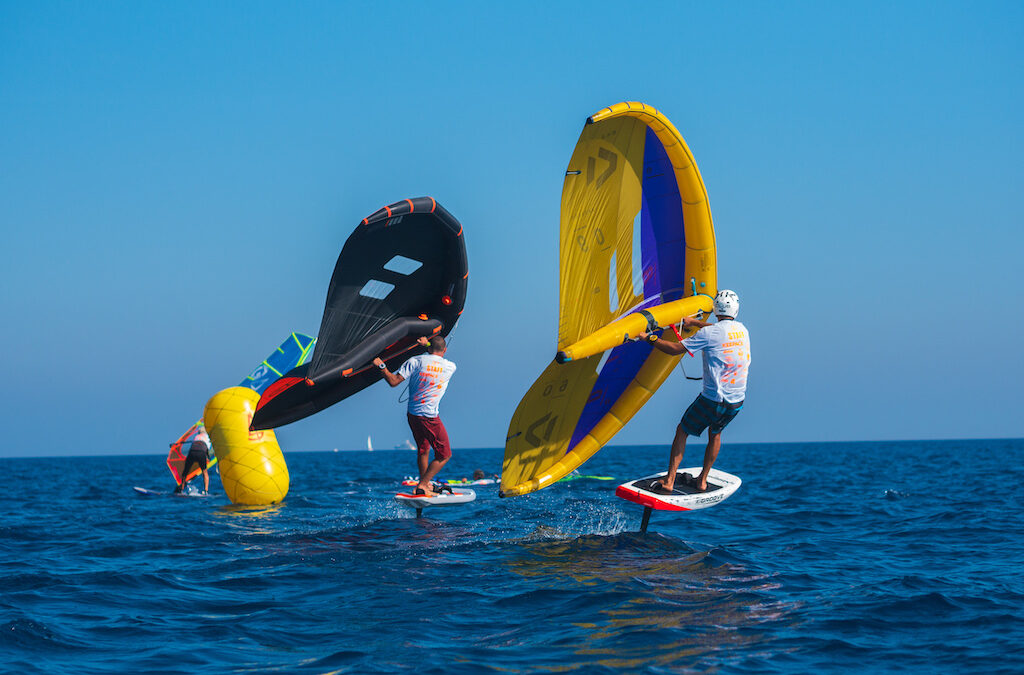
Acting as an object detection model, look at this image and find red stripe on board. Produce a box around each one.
[429,197,436,212]
[614,485,691,511]
[405,198,414,212]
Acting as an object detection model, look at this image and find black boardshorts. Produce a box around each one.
[680,394,744,437]
[184,447,208,472]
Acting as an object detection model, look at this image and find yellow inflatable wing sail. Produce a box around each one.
[501,102,717,498]
[204,387,289,505]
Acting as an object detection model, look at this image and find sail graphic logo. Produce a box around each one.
[587,148,617,189]
[526,413,558,447]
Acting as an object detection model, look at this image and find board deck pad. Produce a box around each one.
[634,473,725,496]
[616,467,741,511]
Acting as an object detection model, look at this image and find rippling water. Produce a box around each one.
[2,439,1022,673]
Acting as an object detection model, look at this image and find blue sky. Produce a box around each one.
[1,1,1021,457]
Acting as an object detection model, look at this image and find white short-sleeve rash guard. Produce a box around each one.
[681,319,751,404]
[397,354,457,417]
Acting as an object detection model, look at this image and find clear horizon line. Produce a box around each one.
[2,436,1021,460]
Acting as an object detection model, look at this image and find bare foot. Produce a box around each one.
[652,479,674,493]
[415,486,438,497]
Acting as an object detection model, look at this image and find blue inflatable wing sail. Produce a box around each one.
[240,332,316,395]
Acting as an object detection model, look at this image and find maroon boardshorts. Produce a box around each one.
[407,414,451,460]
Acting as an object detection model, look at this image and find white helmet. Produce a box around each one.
[714,289,739,318]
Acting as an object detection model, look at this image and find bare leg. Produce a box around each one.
[201,469,209,493]
[175,460,195,493]
[695,432,722,491]
[657,425,689,490]
[417,452,429,481]
[418,455,450,493]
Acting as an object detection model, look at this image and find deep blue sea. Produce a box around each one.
[3,439,1023,674]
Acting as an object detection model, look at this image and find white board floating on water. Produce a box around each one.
[615,467,741,511]
[133,486,211,498]
[394,488,476,509]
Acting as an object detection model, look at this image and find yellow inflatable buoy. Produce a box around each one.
[203,387,289,505]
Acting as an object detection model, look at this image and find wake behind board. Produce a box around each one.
[616,468,741,511]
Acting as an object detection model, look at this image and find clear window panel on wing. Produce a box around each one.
[359,279,395,299]
[608,250,619,314]
[383,255,423,275]
[631,209,644,299]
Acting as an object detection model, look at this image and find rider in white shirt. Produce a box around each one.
[640,290,751,492]
[374,336,457,497]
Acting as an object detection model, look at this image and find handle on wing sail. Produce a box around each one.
[555,295,712,363]
[669,324,703,381]
[305,315,443,383]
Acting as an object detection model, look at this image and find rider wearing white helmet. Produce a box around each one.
[713,289,739,319]
[639,289,752,492]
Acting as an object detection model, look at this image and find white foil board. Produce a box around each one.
[394,488,476,508]
[615,468,741,511]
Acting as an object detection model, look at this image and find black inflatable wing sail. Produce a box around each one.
[251,197,468,430]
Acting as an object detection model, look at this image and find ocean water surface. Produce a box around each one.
[2,439,1023,673]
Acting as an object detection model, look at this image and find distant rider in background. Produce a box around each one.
[639,289,751,493]
[175,426,211,495]
[374,336,457,497]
